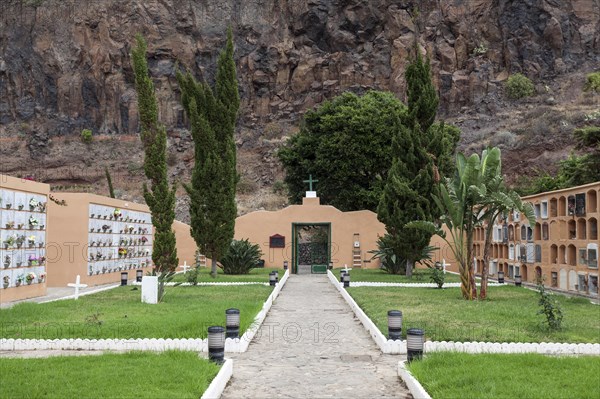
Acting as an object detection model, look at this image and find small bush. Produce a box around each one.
[185,267,200,286]
[81,129,93,143]
[369,234,405,275]
[236,177,259,194]
[220,239,263,275]
[584,71,600,93]
[490,131,518,149]
[505,73,535,99]
[429,265,445,288]
[536,283,563,330]
[272,180,287,195]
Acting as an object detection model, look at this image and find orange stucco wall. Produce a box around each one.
[0,174,50,303]
[235,197,385,269]
[173,220,197,268]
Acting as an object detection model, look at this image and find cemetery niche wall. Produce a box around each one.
[46,193,154,287]
[0,175,49,303]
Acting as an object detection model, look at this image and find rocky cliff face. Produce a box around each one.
[0,0,599,215]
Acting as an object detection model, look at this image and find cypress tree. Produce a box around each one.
[177,29,239,278]
[377,48,459,276]
[131,34,178,274]
[105,167,115,198]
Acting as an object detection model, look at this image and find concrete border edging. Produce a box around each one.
[326,270,600,356]
[201,358,233,399]
[0,271,290,353]
[39,284,121,303]
[132,282,269,287]
[350,282,504,288]
[397,360,432,399]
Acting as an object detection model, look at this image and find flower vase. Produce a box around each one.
[27,280,32,285]
[18,205,24,210]
[38,278,44,283]
[3,282,8,289]
[15,281,21,287]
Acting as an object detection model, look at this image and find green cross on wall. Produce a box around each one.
[303,174,318,191]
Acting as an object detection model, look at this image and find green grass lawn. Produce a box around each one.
[334,267,467,283]
[348,285,600,343]
[0,351,219,399]
[408,352,600,399]
[0,285,272,339]
[172,267,282,283]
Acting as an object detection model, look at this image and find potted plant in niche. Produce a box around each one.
[25,272,36,285]
[16,235,25,248]
[40,256,46,266]
[18,204,24,210]
[5,221,14,229]
[3,235,16,249]
[3,275,9,289]
[27,235,36,248]
[5,203,12,209]
[113,208,122,218]
[28,255,39,266]
[38,273,46,283]
[3,255,10,268]
[28,216,38,229]
[17,223,24,229]
[15,274,24,287]
[29,198,39,211]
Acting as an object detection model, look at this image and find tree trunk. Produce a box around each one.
[466,218,477,300]
[211,258,217,278]
[406,259,413,278]
[479,220,495,300]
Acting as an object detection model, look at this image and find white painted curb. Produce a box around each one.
[201,358,233,399]
[39,284,121,303]
[0,271,290,353]
[350,282,504,288]
[398,360,431,399]
[132,282,269,287]
[327,270,600,356]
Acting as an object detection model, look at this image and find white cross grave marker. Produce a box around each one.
[180,261,190,273]
[67,275,88,300]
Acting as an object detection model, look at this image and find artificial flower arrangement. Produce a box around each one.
[29,198,39,210]
[102,224,110,232]
[15,274,24,286]
[39,256,46,265]
[95,251,103,260]
[16,235,25,248]
[3,234,18,248]
[27,235,36,246]
[28,255,39,266]
[5,221,15,229]
[141,236,148,244]
[127,225,134,233]
[118,247,127,257]
[38,273,46,283]
[3,255,11,268]
[3,275,9,288]
[26,272,36,284]
[113,208,122,218]
[28,216,38,227]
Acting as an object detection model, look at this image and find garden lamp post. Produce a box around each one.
[407,328,425,362]
[208,326,225,364]
[121,271,128,286]
[388,310,403,340]
[225,308,240,339]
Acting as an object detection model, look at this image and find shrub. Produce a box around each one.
[219,239,263,274]
[584,71,600,93]
[536,282,563,330]
[272,180,287,195]
[505,73,535,99]
[236,176,258,194]
[81,129,93,143]
[185,266,200,285]
[369,234,406,275]
[429,265,445,288]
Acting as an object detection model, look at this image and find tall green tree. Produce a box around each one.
[177,29,239,278]
[377,49,459,277]
[131,34,178,274]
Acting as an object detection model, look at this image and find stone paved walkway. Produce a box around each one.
[222,274,410,398]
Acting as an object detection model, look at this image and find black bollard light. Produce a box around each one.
[515,275,522,287]
[497,271,505,284]
[340,270,346,283]
[407,328,425,362]
[207,326,225,364]
[121,272,128,286]
[269,272,277,286]
[387,310,403,340]
[274,271,279,282]
[343,273,350,288]
[136,269,143,282]
[283,261,288,271]
[328,261,333,270]
[225,308,240,339]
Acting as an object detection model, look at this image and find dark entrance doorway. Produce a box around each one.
[292,223,331,274]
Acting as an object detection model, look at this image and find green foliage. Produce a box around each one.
[505,73,535,99]
[429,265,445,288]
[537,282,563,331]
[219,239,263,275]
[584,71,600,93]
[377,49,459,277]
[369,234,405,275]
[131,34,178,274]
[177,28,239,278]
[81,129,92,143]
[184,266,201,285]
[104,167,115,198]
[278,91,406,211]
[272,180,287,195]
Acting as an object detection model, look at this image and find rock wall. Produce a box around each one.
[0,0,599,138]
